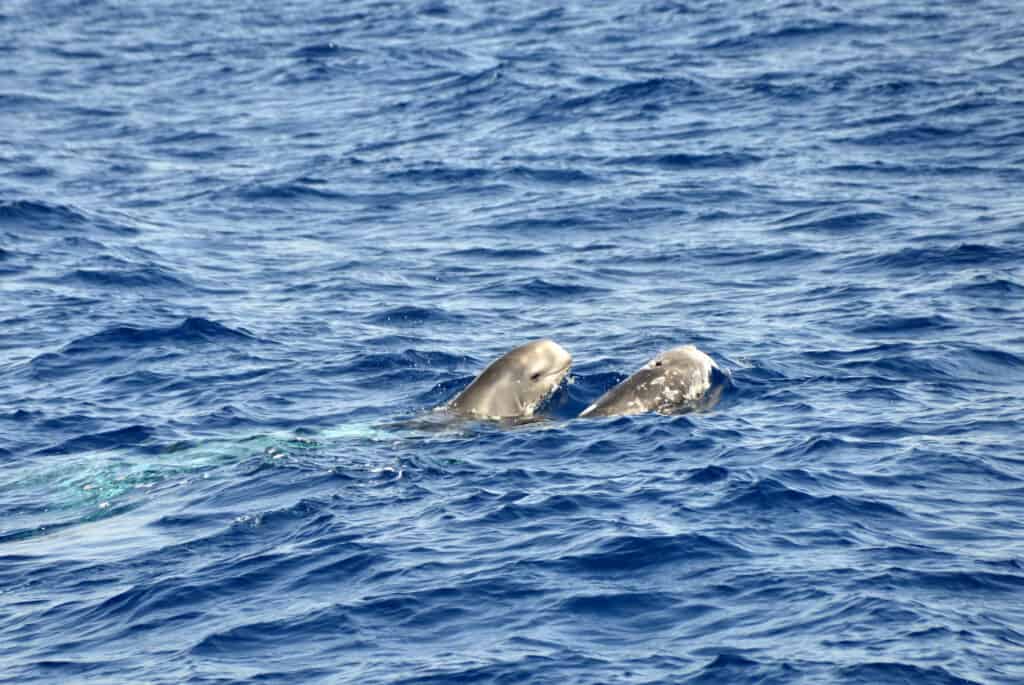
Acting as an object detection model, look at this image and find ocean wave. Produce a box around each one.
[479,277,609,299]
[837,662,980,685]
[862,567,1024,594]
[842,242,1020,272]
[36,425,155,456]
[852,314,955,336]
[563,532,749,573]
[289,42,364,60]
[951,275,1024,297]
[704,20,878,51]
[383,163,492,185]
[3,0,1023,682]
[503,165,598,184]
[364,305,465,327]
[561,77,707,110]
[63,317,255,352]
[772,210,892,234]
[232,181,350,202]
[0,199,139,235]
[613,151,761,170]
[61,265,188,289]
[335,349,464,376]
[0,92,56,111]
[839,123,969,147]
[443,246,548,260]
[558,590,684,617]
[20,317,258,383]
[719,478,909,520]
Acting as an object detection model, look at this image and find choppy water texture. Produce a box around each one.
[2,0,1024,682]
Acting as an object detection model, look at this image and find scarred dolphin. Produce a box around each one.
[580,345,724,417]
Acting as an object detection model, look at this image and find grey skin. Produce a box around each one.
[447,339,572,420]
[580,345,723,418]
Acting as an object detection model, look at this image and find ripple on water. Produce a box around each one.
[1,1,1022,683]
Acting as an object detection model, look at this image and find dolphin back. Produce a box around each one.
[581,345,723,417]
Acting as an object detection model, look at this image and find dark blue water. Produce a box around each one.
[2,1,1023,682]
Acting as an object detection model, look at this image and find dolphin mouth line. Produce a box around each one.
[546,362,571,378]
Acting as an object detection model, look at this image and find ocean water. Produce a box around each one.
[2,0,1023,682]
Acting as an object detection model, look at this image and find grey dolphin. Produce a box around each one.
[580,345,723,417]
[447,339,572,419]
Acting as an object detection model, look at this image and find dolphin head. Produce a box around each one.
[449,339,572,419]
[580,344,719,417]
[644,345,714,375]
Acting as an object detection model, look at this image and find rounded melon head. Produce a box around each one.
[449,339,572,419]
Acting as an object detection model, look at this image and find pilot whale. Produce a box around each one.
[447,339,572,420]
[580,345,724,417]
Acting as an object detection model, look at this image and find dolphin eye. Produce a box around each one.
[655,361,663,367]
[530,372,541,382]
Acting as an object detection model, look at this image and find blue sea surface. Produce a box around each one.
[2,0,1024,682]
